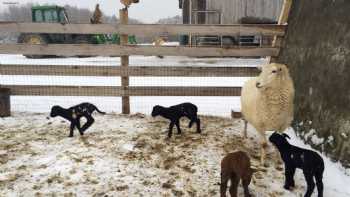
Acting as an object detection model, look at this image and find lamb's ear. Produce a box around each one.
[282,133,291,139]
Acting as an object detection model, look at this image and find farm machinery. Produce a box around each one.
[17,5,137,58]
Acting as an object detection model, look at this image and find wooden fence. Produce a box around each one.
[0,9,286,114]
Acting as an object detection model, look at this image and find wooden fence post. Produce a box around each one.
[270,0,293,63]
[119,8,130,114]
[0,88,11,117]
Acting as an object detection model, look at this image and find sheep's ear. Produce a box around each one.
[282,133,291,139]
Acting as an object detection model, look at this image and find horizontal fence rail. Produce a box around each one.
[0,64,260,77]
[0,44,279,57]
[0,22,286,36]
[2,85,242,97]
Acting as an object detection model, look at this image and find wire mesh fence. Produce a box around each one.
[0,54,267,116]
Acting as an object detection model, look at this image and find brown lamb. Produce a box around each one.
[220,151,255,197]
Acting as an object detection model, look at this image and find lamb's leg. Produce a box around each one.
[303,172,316,197]
[175,120,182,134]
[315,171,324,197]
[220,173,229,197]
[81,115,95,132]
[229,174,240,197]
[69,122,75,137]
[243,119,248,138]
[195,117,201,133]
[76,118,84,136]
[242,177,252,197]
[274,144,284,166]
[168,122,175,138]
[284,165,296,190]
[188,118,194,128]
[188,115,201,133]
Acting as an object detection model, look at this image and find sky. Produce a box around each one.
[0,0,182,23]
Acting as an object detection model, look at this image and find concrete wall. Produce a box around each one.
[278,0,350,167]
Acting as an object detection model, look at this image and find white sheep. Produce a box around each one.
[240,63,295,165]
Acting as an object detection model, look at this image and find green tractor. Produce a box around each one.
[18,5,137,58]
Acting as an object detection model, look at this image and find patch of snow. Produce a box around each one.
[1,113,349,196]
[327,136,334,144]
[285,128,350,197]
[311,133,324,146]
[304,128,315,140]
[341,132,348,138]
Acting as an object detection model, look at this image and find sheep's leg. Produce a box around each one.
[229,174,240,197]
[284,165,296,190]
[303,172,316,197]
[220,173,229,197]
[315,171,324,197]
[175,120,182,134]
[168,122,175,138]
[258,132,268,165]
[243,119,248,138]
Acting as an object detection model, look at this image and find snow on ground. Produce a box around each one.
[0,54,265,116]
[1,54,350,196]
[1,113,350,197]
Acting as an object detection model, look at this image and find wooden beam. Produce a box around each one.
[0,65,260,77]
[120,8,130,114]
[3,85,242,96]
[0,22,286,36]
[0,44,280,57]
[270,0,293,62]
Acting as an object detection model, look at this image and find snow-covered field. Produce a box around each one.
[1,54,350,196]
[1,113,350,197]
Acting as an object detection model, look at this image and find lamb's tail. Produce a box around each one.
[93,105,106,115]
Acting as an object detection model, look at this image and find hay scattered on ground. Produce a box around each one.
[0,113,307,196]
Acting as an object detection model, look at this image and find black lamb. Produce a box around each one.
[151,103,201,138]
[269,132,324,197]
[50,102,106,137]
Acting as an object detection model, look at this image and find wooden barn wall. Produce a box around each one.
[205,0,283,24]
[278,0,350,167]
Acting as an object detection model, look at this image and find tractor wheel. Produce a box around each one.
[19,34,49,58]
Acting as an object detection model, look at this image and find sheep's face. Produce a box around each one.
[269,132,290,148]
[256,63,289,90]
[151,105,162,117]
[50,105,60,117]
